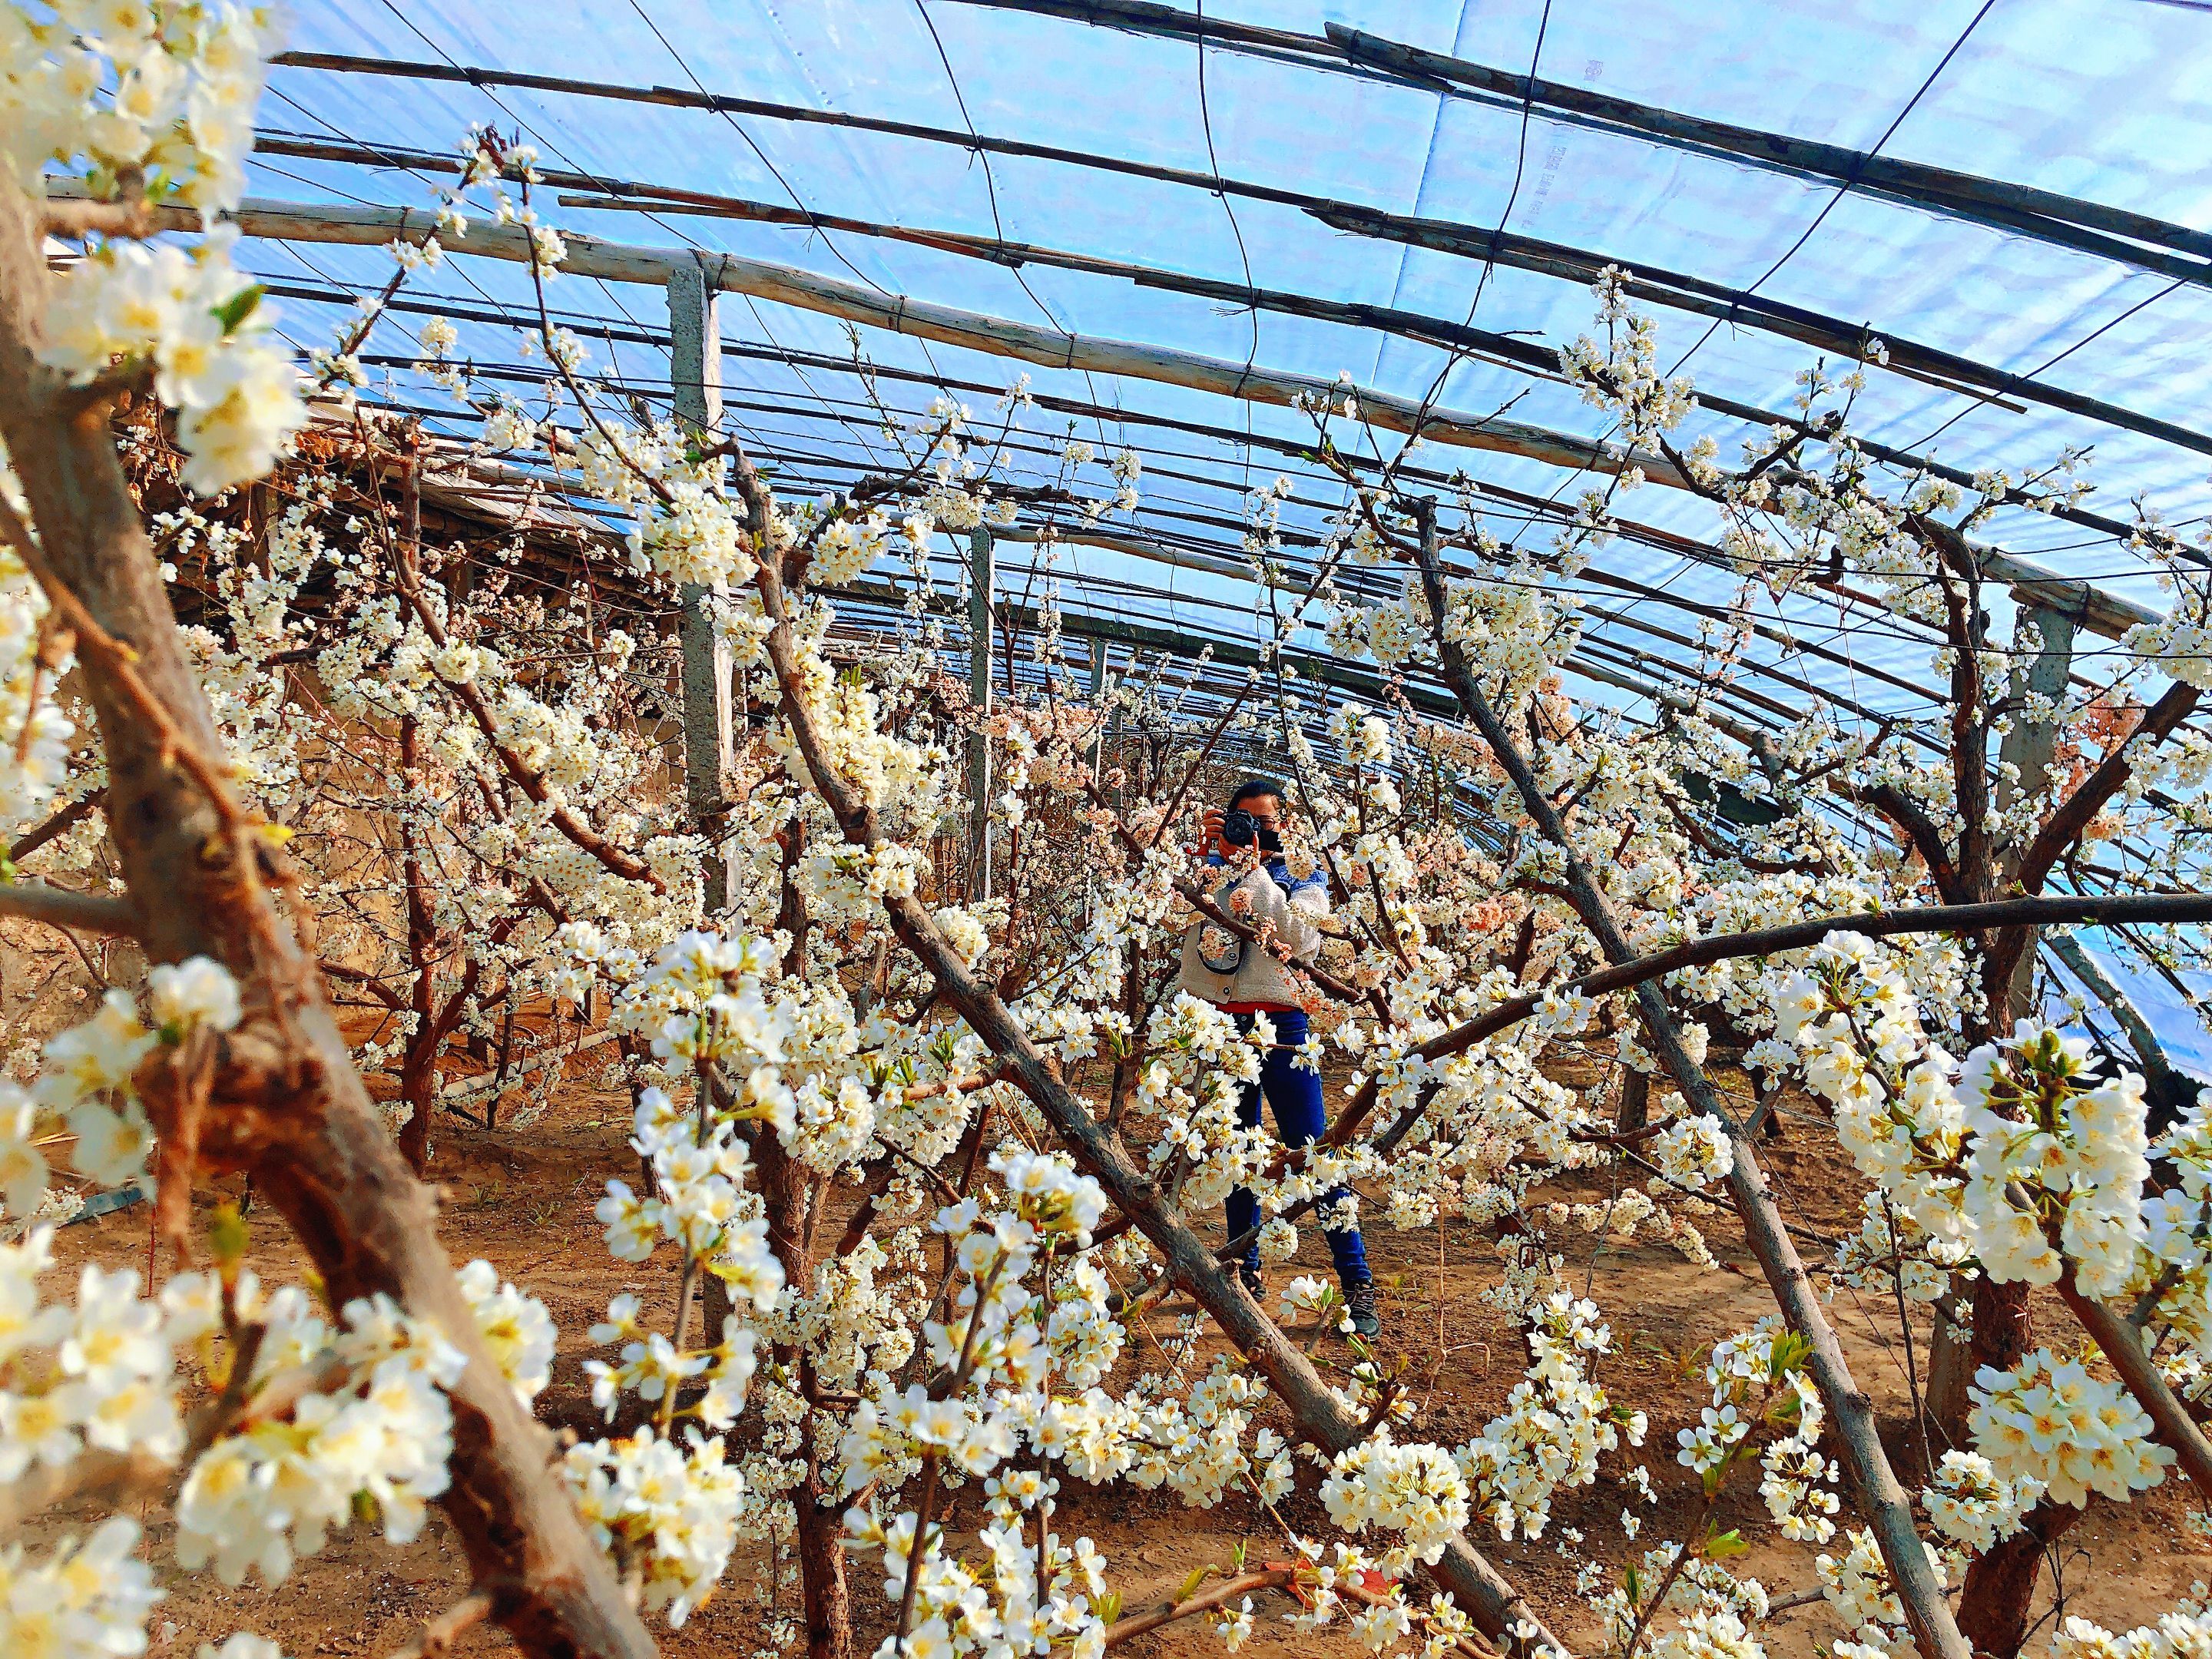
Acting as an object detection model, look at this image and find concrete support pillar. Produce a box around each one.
[1088,639,1108,783]
[969,528,994,902]
[1995,604,2078,1020]
[669,263,734,912]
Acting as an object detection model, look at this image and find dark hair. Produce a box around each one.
[1227,777,1286,810]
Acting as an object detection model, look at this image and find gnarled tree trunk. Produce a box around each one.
[0,180,655,1659]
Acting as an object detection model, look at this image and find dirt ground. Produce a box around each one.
[27,1060,2204,1659]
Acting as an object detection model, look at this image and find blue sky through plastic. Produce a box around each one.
[230,6,2205,747]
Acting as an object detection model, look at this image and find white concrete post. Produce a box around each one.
[1088,637,1108,783]
[969,528,994,902]
[668,262,734,912]
[1996,603,2078,1018]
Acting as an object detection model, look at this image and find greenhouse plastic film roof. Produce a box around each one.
[232,0,2212,753]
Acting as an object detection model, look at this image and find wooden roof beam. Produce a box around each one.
[250,118,2212,469]
[88,184,1679,476]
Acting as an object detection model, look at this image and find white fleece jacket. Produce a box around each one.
[1177,864,1330,1008]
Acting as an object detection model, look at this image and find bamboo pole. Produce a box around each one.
[1318,22,2212,265]
[262,41,2212,278]
[2045,930,2201,1109]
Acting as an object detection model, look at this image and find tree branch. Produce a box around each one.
[1104,1569,1296,1647]
[386,1590,497,1659]
[2057,1273,2212,1507]
[1406,505,1969,1659]
[38,196,161,240]
[8,789,102,863]
[2018,679,2200,896]
[745,475,1565,1657]
[0,879,139,935]
[1848,780,1960,899]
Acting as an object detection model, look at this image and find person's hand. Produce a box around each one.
[1200,806,1230,859]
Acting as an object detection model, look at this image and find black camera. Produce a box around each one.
[1222,808,1283,853]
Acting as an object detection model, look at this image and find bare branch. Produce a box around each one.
[0,879,139,935]
[743,457,1564,1657]
[1104,1569,1296,1647]
[386,1590,497,1659]
[2018,680,2200,895]
[1404,505,1970,1659]
[8,789,102,863]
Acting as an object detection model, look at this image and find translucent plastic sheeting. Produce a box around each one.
[234,0,2212,737]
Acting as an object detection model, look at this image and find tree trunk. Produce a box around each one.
[0,181,655,1659]
[1959,1499,2085,1659]
[1922,1292,1973,1436]
[1404,515,1969,1659]
[756,1129,846,1659]
[791,1347,851,1659]
[396,714,438,1173]
[1616,1068,1651,1133]
[750,525,1566,1657]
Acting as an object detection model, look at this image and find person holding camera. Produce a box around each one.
[1179,779,1380,1339]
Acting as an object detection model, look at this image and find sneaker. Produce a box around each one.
[1238,1262,1264,1300]
[1344,1278,1381,1340]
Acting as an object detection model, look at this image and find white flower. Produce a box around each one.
[147,956,243,1036]
[457,1260,557,1405]
[199,1637,286,1659]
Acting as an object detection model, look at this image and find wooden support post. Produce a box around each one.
[969,528,995,902]
[669,262,734,912]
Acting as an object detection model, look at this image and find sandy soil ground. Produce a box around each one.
[25,1062,2201,1659]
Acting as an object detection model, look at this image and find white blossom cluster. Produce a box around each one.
[0,541,71,839]
[2052,1602,2212,1659]
[2,955,242,1226]
[12,1,306,492]
[1967,1347,2175,1507]
[1456,1283,1645,1540]
[176,1287,467,1585]
[563,1426,747,1627]
[1,1210,550,1655]
[1921,1449,2041,1556]
[1774,938,2197,1313]
[1816,1525,1946,1657]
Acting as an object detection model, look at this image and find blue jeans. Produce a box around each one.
[1226,1009,1369,1286]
